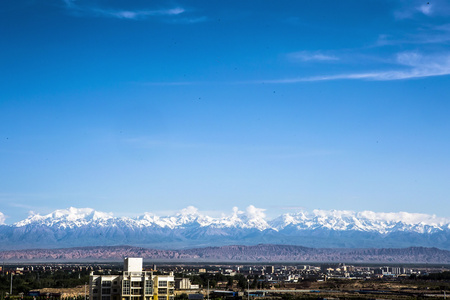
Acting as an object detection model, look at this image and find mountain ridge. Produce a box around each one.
[1,206,449,250]
[1,244,449,263]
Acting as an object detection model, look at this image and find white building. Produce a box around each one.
[90,258,174,300]
[174,278,191,290]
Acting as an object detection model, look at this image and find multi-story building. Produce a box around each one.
[90,258,174,300]
[174,278,191,290]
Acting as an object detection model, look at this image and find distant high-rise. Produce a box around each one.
[89,258,174,300]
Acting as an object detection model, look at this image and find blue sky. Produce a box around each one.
[1,0,450,223]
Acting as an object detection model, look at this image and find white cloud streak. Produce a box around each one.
[62,0,184,20]
[288,51,339,62]
[97,7,185,20]
[0,212,5,225]
[259,52,450,83]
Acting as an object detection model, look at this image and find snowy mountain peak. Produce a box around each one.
[240,205,270,230]
[270,209,450,233]
[14,207,113,228]
[132,206,270,230]
[8,206,450,234]
[2,206,450,250]
[173,206,206,225]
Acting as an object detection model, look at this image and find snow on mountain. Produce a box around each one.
[240,205,270,230]
[2,206,450,250]
[11,206,271,230]
[14,207,114,228]
[134,206,217,229]
[270,209,450,234]
[210,206,270,230]
[8,205,450,234]
[11,206,450,234]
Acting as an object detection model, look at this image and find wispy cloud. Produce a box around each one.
[394,0,450,19]
[168,16,208,24]
[104,8,185,20]
[264,149,337,159]
[0,211,5,225]
[8,202,36,210]
[375,24,450,46]
[394,1,434,19]
[288,51,339,62]
[137,52,450,85]
[273,206,307,211]
[123,137,207,149]
[417,3,433,16]
[257,51,450,83]
[138,81,201,86]
[62,0,185,20]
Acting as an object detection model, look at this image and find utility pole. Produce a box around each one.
[84,282,87,300]
[207,280,209,300]
[10,273,13,295]
[247,279,249,300]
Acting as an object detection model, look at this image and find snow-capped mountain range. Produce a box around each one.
[1,206,449,250]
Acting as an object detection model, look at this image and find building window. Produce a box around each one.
[123,280,130,295]
[102,296,110,300]
[169,297,174,300]
[158,289,167,295]
[158,281,167,287]
[144,280,153,294]
[132,282,142,288]
[102,289,111,295]
[102,281,112,287]
[93,289,98,294]
[132,289,142,295]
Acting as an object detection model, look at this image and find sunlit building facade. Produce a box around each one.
[90,258,174,300]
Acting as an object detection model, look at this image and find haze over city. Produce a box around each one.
[1,0,450,225]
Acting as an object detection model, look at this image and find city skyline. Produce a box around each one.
[1,0,450,223]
